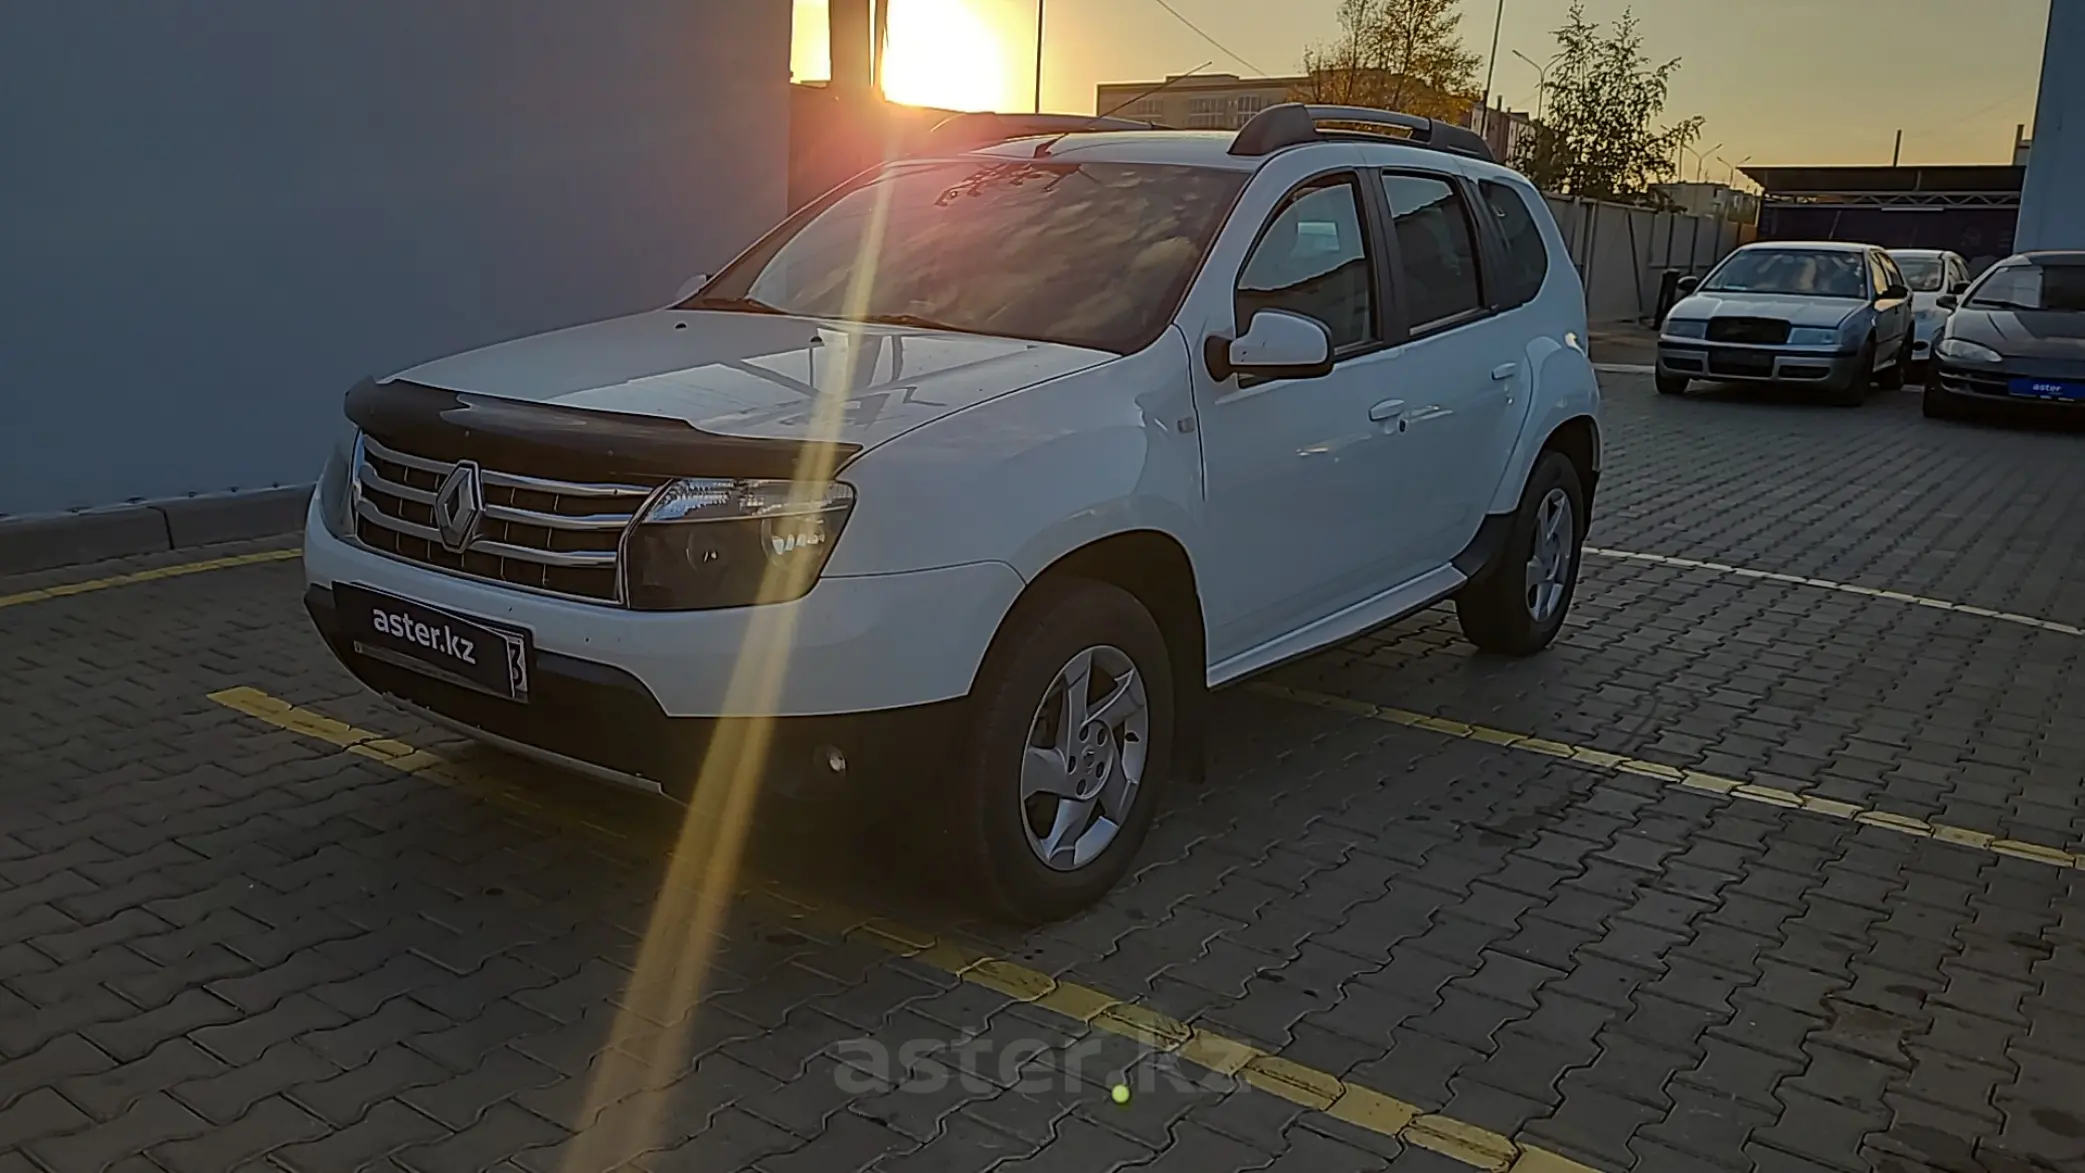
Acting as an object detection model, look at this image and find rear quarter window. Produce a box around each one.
[1479,180,1549,309]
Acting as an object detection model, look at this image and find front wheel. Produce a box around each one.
[1655,372,1690,396]
[1456,450,1586,656]
[1831,338,1876,406]
[1923,382,1965,421]
[944,581,1173,923]
[1878,333,1909,391]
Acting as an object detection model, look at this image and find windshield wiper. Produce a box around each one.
[682,295,790,315]
[853,312,981,334]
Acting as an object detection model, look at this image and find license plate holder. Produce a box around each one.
[335,584,533,702]
[2008,377,2085,401]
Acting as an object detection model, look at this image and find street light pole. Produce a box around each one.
[1034,0,1046,113]
[1481,0,1506,109]
[1512,49,1555,122]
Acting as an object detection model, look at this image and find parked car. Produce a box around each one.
[1925,250,2085,420]
[300,104,1603,921]
[1888,248,1973,374]
[1656,241,1917,405]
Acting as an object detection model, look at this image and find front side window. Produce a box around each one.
[1967,262,2085,312]
[1874,252,1905,295]
[691,160,1246,354]
[1702,249,1869,299]
[1382,173,1485,330]
[1235,176,1378,350]
[1479,179,1550,309]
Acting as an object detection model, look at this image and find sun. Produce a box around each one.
[880,0,1014,112]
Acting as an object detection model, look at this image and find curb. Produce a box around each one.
[0,486,312,575]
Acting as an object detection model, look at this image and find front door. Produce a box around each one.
[1191,168,1416,663]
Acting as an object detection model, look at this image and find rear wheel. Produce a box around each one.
[1456,450,1586,656]
[944,581,1173,923]
[1655,372,1690,396]
[1831,338,1876,406]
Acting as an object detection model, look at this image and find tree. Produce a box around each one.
[1515,3,1702,202]
[1294,0,1481,124]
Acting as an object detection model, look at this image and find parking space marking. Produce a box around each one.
[1584,546,2085,637]
[1253,683,2085,872]
[0,547,301,611]
[206,685,1606,1173]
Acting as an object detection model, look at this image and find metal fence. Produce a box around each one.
[1543,195,1753,324]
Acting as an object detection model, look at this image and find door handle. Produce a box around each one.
[1368,399,1406,422]
[1492,363,1519,381]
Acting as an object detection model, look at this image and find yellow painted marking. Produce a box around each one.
[0,547,300,611]
[208,687,1609,1172]
[1254,684,2085,873]
[1584,547,2085,638]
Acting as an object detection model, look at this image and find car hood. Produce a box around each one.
[389,310,1115,451]
[1947,307,2085,360]
[1670,292,1861,329]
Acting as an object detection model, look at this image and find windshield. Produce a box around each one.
[690,159,1247,354]
[1892,255,1946,292]
[1702,249,1869,298]
[1966,262,2085,312]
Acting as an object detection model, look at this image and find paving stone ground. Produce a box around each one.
[1,374,2082,1173]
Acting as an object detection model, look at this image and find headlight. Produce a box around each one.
[1786,327,1842,347]
[1663,319,1707,340]
[318,427,358,540]
[1937,338,2001,363]
[624,478,854,611]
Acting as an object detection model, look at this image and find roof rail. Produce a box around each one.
[1230,103,1495,163]
[919,111,1159,154]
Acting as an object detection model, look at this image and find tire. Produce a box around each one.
[1831,338,1876,406]
[1455,449,1586,657]
[1655,372,1690,396]
[944,580,1173,923]
[1878,332,1908,391]
[1923,382,1964,421]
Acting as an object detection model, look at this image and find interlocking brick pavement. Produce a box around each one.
[0,376,2081,1171]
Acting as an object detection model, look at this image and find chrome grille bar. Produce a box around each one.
[352,499,620,568]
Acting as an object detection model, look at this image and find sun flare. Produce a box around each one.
[880,0,1014,112]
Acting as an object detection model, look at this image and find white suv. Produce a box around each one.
[303,105,1602,921]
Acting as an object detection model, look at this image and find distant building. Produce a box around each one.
[1465,99,1533,164]
[1094,73,1306,130]
[1653,182,1761,225]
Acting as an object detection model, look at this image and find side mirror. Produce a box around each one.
[1937,293,1960,311]
[673,273,713,303]
[1950,280,1970,296]
[1207,310,1334,382]
[1881,283,1909,301]
[1676,275,1700,294]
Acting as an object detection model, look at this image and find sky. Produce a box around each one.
[790,0,2053,174]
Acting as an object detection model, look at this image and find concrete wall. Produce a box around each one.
[1,1,792,517]
[1545,197,1746,324]
[2018,0,2085,251]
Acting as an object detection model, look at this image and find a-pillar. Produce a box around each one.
[2018,0,2085,251]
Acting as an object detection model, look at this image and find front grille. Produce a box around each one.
[1706,317,1791,345]
[351,435,658,603]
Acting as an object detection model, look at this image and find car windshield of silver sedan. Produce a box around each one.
[686,159,1247,354]
[1701,249,1867,299]
[1894,255,1946,292]
[1966,262,2085,313]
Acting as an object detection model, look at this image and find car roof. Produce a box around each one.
[1887,248,1949,258]
[2017,250,2085,264]
[1737,240,1873,254]
[942,128,1529,183]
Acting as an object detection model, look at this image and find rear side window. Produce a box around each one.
[1479,179,1549,308]
[1381,173,1484,331]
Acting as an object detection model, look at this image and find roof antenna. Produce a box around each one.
[1032,60,1216,158]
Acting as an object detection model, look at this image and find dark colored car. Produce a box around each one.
[1925,251,2085,420]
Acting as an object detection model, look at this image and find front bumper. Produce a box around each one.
[305,582,962,800]
[1932,362,2085,410]
[1656,341,1863,386]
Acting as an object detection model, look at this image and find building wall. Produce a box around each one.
[1095,75,1304,130]
[0,1,792,516]
[2017,0,2084,251]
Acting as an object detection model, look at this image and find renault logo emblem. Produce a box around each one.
[433,461,484,554]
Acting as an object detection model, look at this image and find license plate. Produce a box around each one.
[2009,377,2085,401]
[335,584,533,702]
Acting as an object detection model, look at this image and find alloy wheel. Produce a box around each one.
[1019,645,1148,871]
[1525,487,1575,623]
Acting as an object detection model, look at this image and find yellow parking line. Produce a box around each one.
[1584,547,2085,638]
[1252,683,2085,872]
[205,686,1606,1173]
[0,548,301,611]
